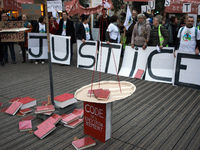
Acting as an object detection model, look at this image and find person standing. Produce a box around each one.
[174,16,200,57]
[131,14,151,50]
[49,15,59,34]
[165,16,178,47]
[35,16,46,64]
[148,15,169,51]
[76,15,93,42]
[19,14,32,63]
[1,13,16,64]
[96,8,110,41]
[57,11,76,60]
[106,15,120,44]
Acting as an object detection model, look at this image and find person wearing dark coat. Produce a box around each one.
[76,15,93,42]
[96,8,110,41]
[57,11,76,60]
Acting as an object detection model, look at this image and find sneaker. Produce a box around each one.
[35,61,38,65]
[41,61,45,64]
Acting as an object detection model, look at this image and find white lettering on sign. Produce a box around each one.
[85,104,104,118]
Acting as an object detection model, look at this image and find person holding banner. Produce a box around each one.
[76,15,93,43]
[131,13,151,50]
[49,15,59,34]
[106,15,120,44]
[174,16,200,57]
[1,13,16,64]
[35,16,46,64]
[57,11,76,60]
[148,15,169,50]
[19,14,32,63]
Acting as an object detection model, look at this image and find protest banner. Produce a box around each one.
[97,42,122,75]
[77,40,97,71]
[1,0,21,11]
[22,4,41,20]
[174,52,200,89]
[28,33,48,60]
[148,1,155,10]
[0,21,26,42]
[50,34,71,65]
[165,0,170,7]
[119,46,153,79]
[183,3,191,13]
[145,48,175,84]
[141,5,151,14]
[47,1,62,12]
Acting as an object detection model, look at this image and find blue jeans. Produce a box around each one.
[3,42,15,62]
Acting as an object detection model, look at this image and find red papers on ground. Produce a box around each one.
[20,108,32,115]
[22,115,35,121]
[19,120,32,132]
[18,96,36,109]
[72,136,96,150]
[9,97,22,103]
[93,89,110,100]
[0,102,3,107]
[5,101,23,115]
[134,69,144,79]
[0,107,8,113]
[64,119,83,128]
[54,93,77,108]
[35,105,55,114]
[72,109,84,118]
[34,121,56,139]
[61,113,79,124]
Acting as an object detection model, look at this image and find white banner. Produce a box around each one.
[141,5,151,14]
[198,5,200,15]
[174,52,200,89]
[50,34,71,65]
[145,47,175,83]
[77,40,97,71]
[183,3,191,13]
[148,1,155,10]
[47,1,62,12]
[164,0,170,7]
[28,33,48,60]
[97,42,122,75]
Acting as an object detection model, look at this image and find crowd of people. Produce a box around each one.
[0,9,200,67]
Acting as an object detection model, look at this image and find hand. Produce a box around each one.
[52,24,55,28]
[159,45,163,50]
[173,51,176,57]
[131,44,134,49]
[107,41,110,44]
[195,48,199,55]
[82,39,85,43]
[123,27,126,31]
[142,45,146,50]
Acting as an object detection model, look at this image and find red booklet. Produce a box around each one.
[37,117,57,129]
[18,96,36,109]
[94,89,110,100]
[17,112,25,116]
[19,120,32,132]
[20,108,32,114]
[64,119,83,128]
[5,101,23,115]
[51,114,62,124]
[61,113,79,124]
[72,136,96,150]
[0,107,8,113]
[22,115,35,121]
[54,93,77,108]
[42,101,48,106]
[134,69,144,79]
[36,105,55,113]
[34,122,56,139]
[0,102,3,107]
[72,109,84,118]
[9,97,21,103]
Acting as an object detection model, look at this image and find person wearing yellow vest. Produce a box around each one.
[148,15,169,51]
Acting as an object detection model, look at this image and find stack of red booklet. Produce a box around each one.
[18,97,36,110]
[61,109,84,128]
[92,89,111,100]
[17,108,32,116]
[54,93,77,108]
[35,105,55,115]
[34,114,61,139]
[19,120,32,132]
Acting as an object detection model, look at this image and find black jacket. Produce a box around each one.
[76,23,93,41]
[57,18,76,43]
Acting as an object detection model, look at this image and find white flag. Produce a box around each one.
[123,5,132,30]
[52,9,60,24]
